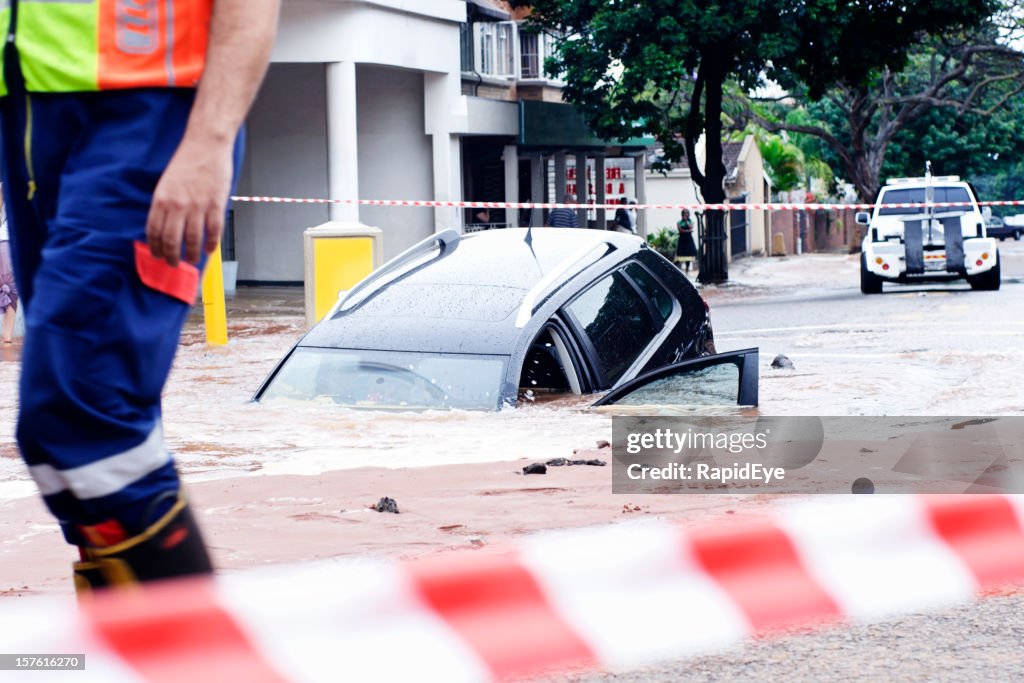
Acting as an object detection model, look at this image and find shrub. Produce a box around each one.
[647,226,678,260]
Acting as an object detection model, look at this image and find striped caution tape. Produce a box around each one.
[4,495,1024,682]
[231,195,1024,212]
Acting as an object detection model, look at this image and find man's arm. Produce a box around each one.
[146,0,281,267]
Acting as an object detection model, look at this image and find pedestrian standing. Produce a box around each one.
[614,199,636,233]
[0,0,280,592]
[675,208,698,273]
[0,187,17,344]
[546,193,579,227]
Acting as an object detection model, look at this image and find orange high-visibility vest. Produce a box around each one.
[0,0,212,97]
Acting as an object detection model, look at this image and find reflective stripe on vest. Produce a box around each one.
[0,5,10,97]
[4,0,210,95]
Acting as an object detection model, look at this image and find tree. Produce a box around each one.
[510,0,994,281]
[744,8,1024,200]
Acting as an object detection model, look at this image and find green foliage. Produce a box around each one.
[882,95,1024,182]
[512,1,992,148]
[756,134,803,193]
[646,227,678,260]
[748,6,1023,199]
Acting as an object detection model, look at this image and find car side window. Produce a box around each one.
[624,262,673,321]
[567,271,659,387]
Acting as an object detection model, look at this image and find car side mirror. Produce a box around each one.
[855,212,870,225]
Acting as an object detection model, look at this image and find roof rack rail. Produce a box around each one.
[515,240,616,328]
[332,229,461,316]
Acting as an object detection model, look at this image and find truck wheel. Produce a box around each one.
[968,259,1001,291]
[1015,230,1021,241]
[860,253,883,294]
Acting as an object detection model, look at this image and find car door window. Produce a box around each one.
[624,263,673,321]
[592,349,759,408]
[567,271,659,387]
[602,363,739,406]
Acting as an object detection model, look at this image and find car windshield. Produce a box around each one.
[259,348,508,410]
[878,187,972,215]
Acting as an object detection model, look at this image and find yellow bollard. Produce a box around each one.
[303,223,383,327]
[201,244,229,346]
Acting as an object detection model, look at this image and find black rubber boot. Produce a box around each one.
[73,495,213,593]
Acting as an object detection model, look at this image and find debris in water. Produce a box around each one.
[546,458,607,467]
[596,440,611,449]
[522,463,547,475]
[371,497,400,513]
[951,417,998,430]
[770,354,794,370]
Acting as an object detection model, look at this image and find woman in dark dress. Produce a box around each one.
[675,208,698,273]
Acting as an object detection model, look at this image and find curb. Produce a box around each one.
[4,495,1024,682]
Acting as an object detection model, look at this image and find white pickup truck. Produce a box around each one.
[856,175,1000,293]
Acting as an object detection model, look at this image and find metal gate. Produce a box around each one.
[729,194,748,257]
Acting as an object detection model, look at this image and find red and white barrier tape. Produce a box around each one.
[232,195,1024,212]
[5,495,1024,682]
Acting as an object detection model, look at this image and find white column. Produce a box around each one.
[423,134,458,234]
[425,72,458,234]
[326,62,359,222]
[633,154,648,238]
[503,144,520,227]
[575,152,588,227]
[594,156,606,230]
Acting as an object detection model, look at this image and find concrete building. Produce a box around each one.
[234,0,470,283]
[232,0,660,284]
[238,2,802,284]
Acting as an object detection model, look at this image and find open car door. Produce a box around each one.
[591,348,758,408]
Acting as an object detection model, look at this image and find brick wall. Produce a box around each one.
[768,208,862,255]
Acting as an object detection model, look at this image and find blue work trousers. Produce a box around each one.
[0,88,242,546]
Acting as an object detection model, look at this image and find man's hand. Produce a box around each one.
[146,138,234,267]
[145,0,280,268]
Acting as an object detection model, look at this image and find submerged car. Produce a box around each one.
[254,228,758,410]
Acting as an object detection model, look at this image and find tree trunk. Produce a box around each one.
[848,150,882,203]
[696,53,729,283]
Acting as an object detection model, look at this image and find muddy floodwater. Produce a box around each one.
[0,243,1022,596]
[2,245,1024,496]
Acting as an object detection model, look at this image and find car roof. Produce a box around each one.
[300,228,643,355]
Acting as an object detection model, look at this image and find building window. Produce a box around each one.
[520,32,540,79]
[476,21,517,78]
[460,23,473,72]
[520,31,558,80]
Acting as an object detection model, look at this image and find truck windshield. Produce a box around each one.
[878,187,973,216]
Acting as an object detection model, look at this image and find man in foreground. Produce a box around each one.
[0,0,280,591]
